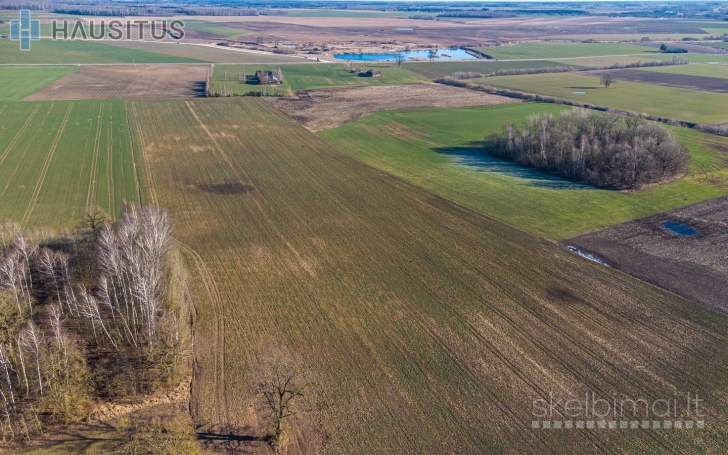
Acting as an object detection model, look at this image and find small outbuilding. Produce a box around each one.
[358,69,383,78]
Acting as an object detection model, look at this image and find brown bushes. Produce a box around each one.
[484,110,689,189]
[0,204,189,444]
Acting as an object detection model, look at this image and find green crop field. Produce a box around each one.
[212,63,428,95]
[404,60,576,78]
[184,20,249,37]
[320,103,728,239]
[0,39,206,64]
[0,100,138,227]
[559,55,673,67]
[638,63,728,78]
[105,41,309,64]
[479,72,728,124]
[124,97,728,454]
[0,66,76,101]
[474,42,659,60]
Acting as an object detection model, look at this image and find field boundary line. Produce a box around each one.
[21,103,74,228]
[177,241,228,430]
[85,102,104,211]
[0,105,7,116]
[0,104,40,169]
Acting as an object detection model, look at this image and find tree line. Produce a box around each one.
[484,110,689,189]
[0,204,189,444]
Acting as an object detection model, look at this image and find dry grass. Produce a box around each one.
[23,65,210,101]
[131,97,728,453]
[267,83,517,131]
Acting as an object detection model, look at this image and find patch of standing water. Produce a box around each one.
[394,27,413,31]
[662,221,698,236]
[334,48,477,61]
[574,91,587,95]
[567,246,609,266]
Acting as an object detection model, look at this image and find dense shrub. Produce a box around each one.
[484,110,689,189]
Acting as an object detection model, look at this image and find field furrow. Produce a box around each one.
[132,98,728,454]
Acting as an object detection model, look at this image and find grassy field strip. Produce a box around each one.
[476,42,659,60]
[85,102,104,210]
[135,98,728,453]
[638,63,728,79]
[0,66,77,101]
[478,72,728,124]
[320,103,728,238]
[21,103,74,227]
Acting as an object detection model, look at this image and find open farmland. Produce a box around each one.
[183,20,249,37]
[474,42,659,60]
[0,66,77,101]
[0,38,206,64]
[404,60,577,79]
[130,97,728,454]
[320,103,728,238]
[0,100,138,227]
[479,72,728,124]
[268,83,517,131]
[24,65,209,100]
[211,63,429,96]
[568,196,728,313]
[105,41,312,64]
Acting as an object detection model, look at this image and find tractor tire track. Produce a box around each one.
[85,102,104,211]
[124,101,147,206]
[21,103,73,228]
[106,104,116,217]
[0,104,39,169]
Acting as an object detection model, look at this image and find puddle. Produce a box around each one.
[567,246,609,266]
[709,62,720,65]
[574,91,586,95]
[394,27,413,31]
[662,220,697,236]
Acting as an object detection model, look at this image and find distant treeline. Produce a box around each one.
[50,6,285,17]
[484,111,688,190]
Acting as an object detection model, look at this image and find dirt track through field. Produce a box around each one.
[23,65,209,101]
[268,83,518,131]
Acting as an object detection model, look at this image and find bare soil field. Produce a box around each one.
[23,65,209,100]
[267,83,517,131]
[162,16,714,46]
[567,196,728,313]
[589,68,728,93]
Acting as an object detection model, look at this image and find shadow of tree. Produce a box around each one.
[434,145,598,190]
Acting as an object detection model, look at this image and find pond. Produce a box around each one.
[334,48,477,62]
[574,91,587,95]
[662,221,698,236]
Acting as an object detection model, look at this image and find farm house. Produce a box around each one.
[248,68,284,85]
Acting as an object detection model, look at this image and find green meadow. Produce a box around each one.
[404,60,577,78]
[638,62,728,78]
[0,66,76,101]
[183,20,248,37]
[320,103,728,238]
[479,72,728,124]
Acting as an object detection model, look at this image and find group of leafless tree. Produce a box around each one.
[0,204,187,444]
[485,110,689,189]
